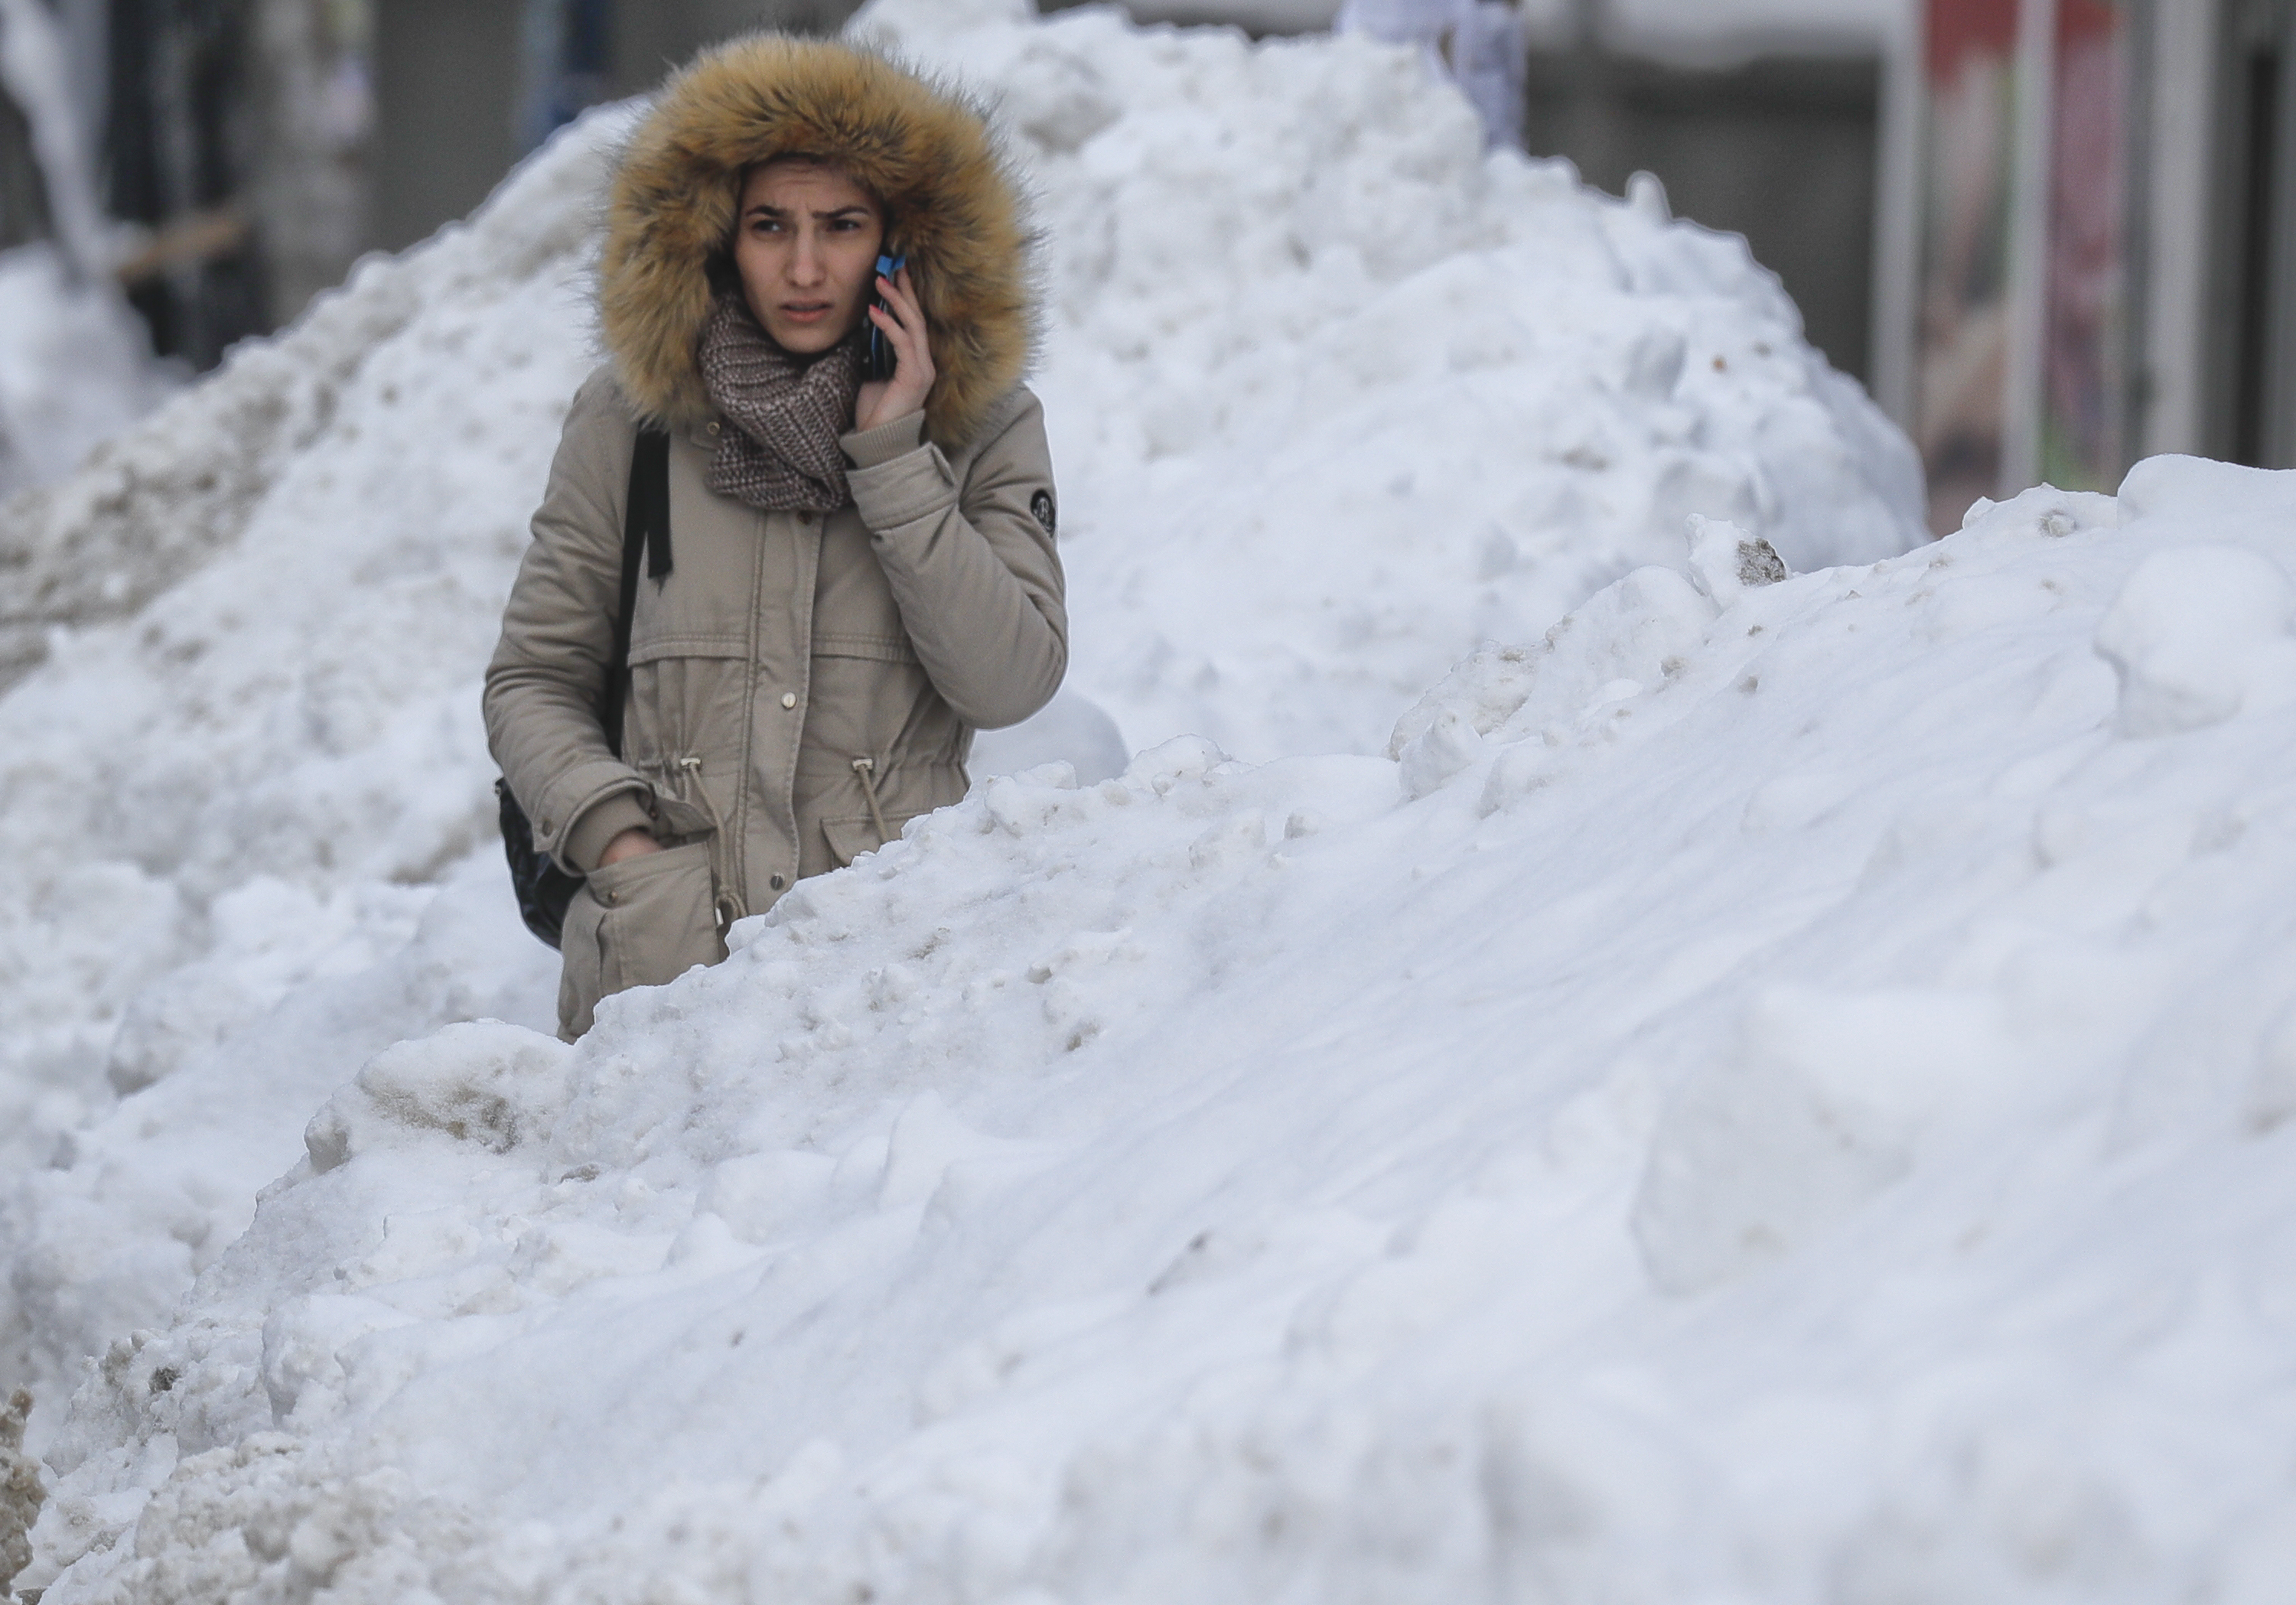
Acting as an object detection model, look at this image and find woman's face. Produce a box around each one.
[732,161,885,356]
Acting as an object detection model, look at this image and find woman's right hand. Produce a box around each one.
[600,828,663,867]
[855,265,936,434]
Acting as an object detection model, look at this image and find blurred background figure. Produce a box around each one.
[1335,0,1529,148]
[0,0,178,493]
[0,0,2291,534]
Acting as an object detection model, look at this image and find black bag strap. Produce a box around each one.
[601,427,670,756]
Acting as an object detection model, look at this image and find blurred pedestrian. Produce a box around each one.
[1338,0,1526,150]
[486,35,1066,1040]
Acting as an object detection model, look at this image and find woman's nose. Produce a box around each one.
[790,232,824,285]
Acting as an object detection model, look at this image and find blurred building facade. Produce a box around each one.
[1894,0,2296,531]
[1895,0,2143,531]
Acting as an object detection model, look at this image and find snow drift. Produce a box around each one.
[0,0,1920,1434]
[25,458,2296,1604]
[0,114,615,1410]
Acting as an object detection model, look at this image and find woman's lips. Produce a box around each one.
[779,302,833,322]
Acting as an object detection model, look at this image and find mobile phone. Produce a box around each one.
[865,250,906,382]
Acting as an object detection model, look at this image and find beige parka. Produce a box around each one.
[484,37,1065,1037]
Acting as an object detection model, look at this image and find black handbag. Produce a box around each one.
[497,427,672,948]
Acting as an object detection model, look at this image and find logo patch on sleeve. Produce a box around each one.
[1030,489,1057,536]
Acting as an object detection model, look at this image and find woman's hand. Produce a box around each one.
[854,265,936,435]
[600,827,662,868]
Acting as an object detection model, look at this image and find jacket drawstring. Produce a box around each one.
[676,755,747,930]
[851,755,891,845]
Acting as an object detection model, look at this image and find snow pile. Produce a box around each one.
[0,116,617,1391]
[880,0,1920,757]
[22,455,2296,1603]
[0,0,1920,1424]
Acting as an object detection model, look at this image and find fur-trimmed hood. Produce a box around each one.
[599,34,1035,448]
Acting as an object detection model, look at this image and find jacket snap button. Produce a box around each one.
[770,874,787,890]
[780,691,797,709]
[705,421,720,435]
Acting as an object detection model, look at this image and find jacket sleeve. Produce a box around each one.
[839,387,1067,731]
[482,370,656,871]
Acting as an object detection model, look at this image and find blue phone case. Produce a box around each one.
[866,252,907,381]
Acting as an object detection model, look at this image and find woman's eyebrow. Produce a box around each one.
[741,203,872,223]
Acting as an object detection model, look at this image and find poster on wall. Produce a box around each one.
[2041,0,2129,493]
[1917,0,2020,535]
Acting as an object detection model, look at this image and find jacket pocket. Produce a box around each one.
[557,881,608,1041]
[555,842,726,1038]
[820,813,920,870]
[810,631,919,663]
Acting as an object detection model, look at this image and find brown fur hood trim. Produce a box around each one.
[600,34,1036,447]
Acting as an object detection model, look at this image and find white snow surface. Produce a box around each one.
[27,455,2296,1603]
[0,0,2014,1592]
[979,0,1922,759]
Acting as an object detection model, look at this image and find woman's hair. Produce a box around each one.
[702,153,891,298]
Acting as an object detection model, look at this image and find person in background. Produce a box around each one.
[1337,0,1526,151]
[485,35,1066,1039]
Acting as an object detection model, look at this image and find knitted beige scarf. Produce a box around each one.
[696,295,863,512]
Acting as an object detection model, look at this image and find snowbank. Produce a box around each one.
[25,455,2296,1603]
[0,110,617,1397]
[901,0,1923,758]
[0,0,1920,1431]
[15,2,2288,1596]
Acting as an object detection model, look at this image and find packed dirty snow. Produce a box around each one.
[23,455,2296,1604]
[0,0,1919,1432]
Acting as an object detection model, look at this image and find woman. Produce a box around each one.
[485,35,1066,1040]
